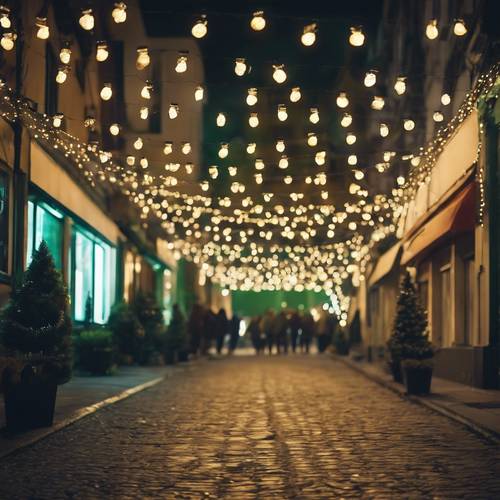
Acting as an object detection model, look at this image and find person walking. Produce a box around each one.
[228,313,240,353]
[215,308,228,355]
[260,309,275,355]
[301,312,315,354]
[289,310,301,353]
[247,316,262,354]
[274,311,289,354]
[187,303,204,357]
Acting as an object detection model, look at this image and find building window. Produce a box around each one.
[0,169,9,274]
[27,199,63,270]
[72,227,114,324]
[463,258,474,345]
[418,280,429,313]
[45,45,58,116]
[440,265,451,347]
[367,287,379,328]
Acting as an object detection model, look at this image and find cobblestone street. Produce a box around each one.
[1,356,499,499]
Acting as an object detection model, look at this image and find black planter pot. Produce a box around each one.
[177,350,189,363]
[80,348,114,375]
[403,366,433,395]
[389,360,403,383]
[4,372,58,432]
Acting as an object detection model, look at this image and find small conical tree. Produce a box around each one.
[387,271,433,362]
[0,241,72,379]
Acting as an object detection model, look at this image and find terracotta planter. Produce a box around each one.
[403,365,433,395]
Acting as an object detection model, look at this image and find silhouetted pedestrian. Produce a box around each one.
[215,308,228,354]
[187,303,204,356]
[301,312,315,353]
[260,310,275,355]
[202,309,216,355]
[228,314,240,353]
[247,316,262,354]
[289,310,301,353]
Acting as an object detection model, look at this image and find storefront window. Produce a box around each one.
[0,170,9,273]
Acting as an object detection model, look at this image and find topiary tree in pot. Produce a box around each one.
[387,271,434,393]
[164,304,187,364]
[0,241,72,432]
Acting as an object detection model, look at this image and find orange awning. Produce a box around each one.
[368,242,402,287]
[401,182,476,265]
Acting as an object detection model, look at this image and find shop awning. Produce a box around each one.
[401,182,475,265]
[368,242,402,287]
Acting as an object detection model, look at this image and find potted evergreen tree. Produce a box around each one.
[134,292,165,365]
[164,304,186,364]
[108,302,144,365]
[387,272,434,393]
[0,242,72,432]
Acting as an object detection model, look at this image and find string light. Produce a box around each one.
[247,143,256,154]
[255,158,265,170]
[453,19,467,36]
[141,82,152,99]
[112,3,127,23]
[55,66,68,84]
[290,87,301,102]
[133,137,144,150]
[163,141,173,155]
[192,16,207,38]
[218,143,229,159]
[277,105,288,121]
[379,123,389,137]
[126,155,135,166]
[315,151,326,166]
[364,70,377,87]
[194,85,204,101]
[175,53,188,73]
[336,92,349,108]
[100,83,113,101]
[59,47,71,64]
[246,88,258,106]
[272,64,287,84]
[109,123,120,136]
[307,133,318,147]
[348,154,357,166]
[349,27,365,46]
[35,17,50,40]
[136,47,150,70]
[371,96,385,110]
[394,76,406,95]
[52,113,63,128]
[96,42,109,62]
[403,118,415,131]
[140,157,149,169]
[441,93,451,105]
[301,23,317,46]
[79,9,94,31]
[278,155,289,169]
[1,32,16,51]
[234,58,247,76]
[250,11,266,31]
[0,7,10,29]
[346,132,357,145]
[276,139,285,152]
[168,104,179,119]
[249,112,259,128]
[216,112,226,127]
[309,107,319,124]
[341,113,352,127]
[425,19,439,40]
[433,111,444,122]
[140,106,149,119]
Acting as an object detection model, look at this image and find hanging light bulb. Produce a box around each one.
[346,132,357,145]
[0,7,11,29]
[96,42,109,62]
[272,64,287,84]
[35,17,50,40]
[453,19,467,36]
[136,47,150,70]
[276,139,285,153]
[109,123,120,136]
[218,143,229,159]
[247,143,256,154]
[194,85,204,101]
[411,156,421,167]
[249,112,259,128]
[425,19,439,40]
[348,154,357,166]
[126,155,135,166]
[216,112,226,127]
[255,173,263,184]
[175,53,188,73]
[441,93,451,105]
[279,155,289,169]
[228,166,238,176]
[140,157,148,169]
[309,107,319,124]
[234,58,247,76]
[290,87,301,103]
[301,23,317,46]
[100,83,113,100]
[336,92,349,108]
[140,82,152,99]
[364,70,377,87]
[341,113,352,127]
[394,76,406,95]
[99,151,111,163]
[168,103,179,119]
[433,111,444,122]
[246,88,258,106]
[52,113,63,128]
[371,96,385,110]
[379,123,389,137]
[55,66,68,84]
[349,26,365,46]
[250,11,266,31]
[201,180,210,191]
[404,119,415,131]
[185,163,194,175]
[134,137,144,150]
[163,141,173,155]
[79,9,94,30]
[1,32,16,51]
[140,106,149,120]
[181,142,192,155]
[255,158,265,170]
[209,166,219,179]
[397,176,406,186]
[315,151,326,166]
[307,133,318,147]
[112,2,127,23]
[192,16,207,38]
[59,47,71,64]
[277,105,288,121]
[284,176,293,185]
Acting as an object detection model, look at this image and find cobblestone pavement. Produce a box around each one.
[1,356,500,499]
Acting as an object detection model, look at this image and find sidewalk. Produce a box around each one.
[0,364,187,459]
[335,354,500,444]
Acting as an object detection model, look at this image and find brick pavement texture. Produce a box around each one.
[0,355,499,499]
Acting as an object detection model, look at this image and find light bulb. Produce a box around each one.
[192,17,207,38]
[140,157,148,169]
[176,54,188,73]
[348,154,357,166]
[272,64,287,84]
[168,104,179,119]
[234,58,247,76]
[218,143,229,159]
[209,166,218,179]
[433,111,444,122]
[380,123,389,137]
[371,96,385,110]
[307,133,317,147]
[246,88,258,106]
[397,176,405,186]
[279,156,289,169]
[228,166,237,176]
[112,3,127,23]
[140,106,149,120]
[136,47,150,70]
[247,143,256,154]
[0,10,11,29]
[255,158,265,170]
[336,92,349,108]
[55,67,68,84]
[341,113,352,127]
[133,137,143,150]
[441,93,451,105]
[79,9,94,31]
[290,87,301,102]
[277,105,288,121]
[249,112,259,128]
[354,170,364,180]
[411,156,421,167]
[216,112,226,127]
[100,83,113,100]
[251,11,266,31]
[1,32,16,51]
[52,114,63,128]
[201,180,209,191]
[59,47,71,64]
[109,123,120,136]
[315,151,326,166]
[394,76,406,95]
[141,82,152,99]
[276,139,285,153]
[194,86,204,101]
[349,27,365,46]
[426,19,439,40]
[182,142,191,155]
[36,17,49,40]
[96,42,109,62]
[301,23,317,46]
[453,19,467,36]
[126,155,135,166]
[185,163,194,174]
[284,176,293,185]
[404,119,415,131]
[163,142,173,155]
[346,133,357,145]
[309,108,319,124]
[255,173,263,184]
[364,71,376,87]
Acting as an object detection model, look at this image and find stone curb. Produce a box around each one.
[333,354,500,445]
